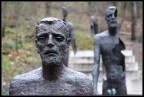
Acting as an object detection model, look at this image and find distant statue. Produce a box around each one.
[9,17,92,95]
[62,6,77,67]
[90,16,98,35]
[92,6,127,95]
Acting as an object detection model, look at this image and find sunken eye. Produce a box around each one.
[54,35,64,42]
[38,36,47,41]
[107,14,112,18]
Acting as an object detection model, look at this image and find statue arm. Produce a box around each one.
[69,23,77,54]
[92,36,101,95]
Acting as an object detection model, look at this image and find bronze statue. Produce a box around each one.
[9,17,92,95]
[92,6,127,95]
[90,16,98,35]
[62,6,77,67]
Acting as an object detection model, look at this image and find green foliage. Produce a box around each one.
[2,42,16,51]
[18,43,23,49]
[2,41,23,50]
[75,23,87,31]
[2,55,11,69]
[5,27,15,34]
[75,31,94,50]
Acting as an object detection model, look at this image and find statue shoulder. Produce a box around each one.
[65,67,88,79]
[9,68,42,95]
[65,67,91,82]
[13,67,42,81]
[65,68,92,95]
[94,30,108,41]
[74,71,93,95]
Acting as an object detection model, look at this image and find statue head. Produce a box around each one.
[105,6,117,28]
[62,6,68,22]
[35,17,70,67]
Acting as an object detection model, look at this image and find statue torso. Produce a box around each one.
[9,67,92,95]
[95,31,120,75]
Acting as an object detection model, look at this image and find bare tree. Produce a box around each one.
[112,1,117,6]
[2,2,6,37]
[45,2,51,16]
[131,2,137,41]
[15,2,21,52]
[118,2,127,32]
[88,2,93,16]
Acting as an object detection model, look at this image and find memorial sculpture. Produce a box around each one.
[9,17,92,95]
[92,6,127,95]
[90,16,98,35]
[62,6,77,67]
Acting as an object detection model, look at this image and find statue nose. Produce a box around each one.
[47,34,54,48]
[111,14,115,19]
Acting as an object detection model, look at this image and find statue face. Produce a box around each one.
[35,20,70,67]
[105,6,117,28]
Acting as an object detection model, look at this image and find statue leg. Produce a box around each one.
[102,79,109,95]
[117,75,127,95]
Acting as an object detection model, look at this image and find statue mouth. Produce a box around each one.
[44,50,58,56]
[110,20,117,24]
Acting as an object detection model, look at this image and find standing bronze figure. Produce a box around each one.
[62,6,77,67]
[92,6,127,95]
[90,16,98,35]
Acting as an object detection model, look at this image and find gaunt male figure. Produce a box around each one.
[62,6,77,67]
[9,17,92,95]
[92,6,127,95]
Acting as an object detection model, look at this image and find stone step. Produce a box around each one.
[69,55,136,65]
[69,50,136,64]
[69,62,139,71]
[70,50,133,58]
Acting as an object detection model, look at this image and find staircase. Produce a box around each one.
[68,50,142,95]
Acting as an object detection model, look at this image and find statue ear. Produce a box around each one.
[105,16,108,22]
[35,39,37,43]
[35,39,39,53]
[35,39,38,47]
[67,38,71,46]
[64,38,71,53]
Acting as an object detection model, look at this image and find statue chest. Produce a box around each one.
[19,80,77,95]
[100,36,119,54]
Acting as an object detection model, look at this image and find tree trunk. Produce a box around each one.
[2,2,6,37]
[88,2,92,16]
[131,2,137,41]
[45,2,51,17]
[112,1,117,6]
[118,2,127,32]
[15,2,21,52]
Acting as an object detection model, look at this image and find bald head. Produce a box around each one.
[35,17,70,39]
[106,6,117,18]
[105,6,118,29]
